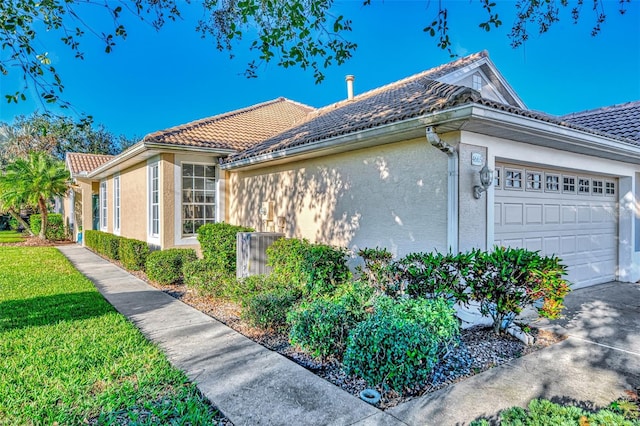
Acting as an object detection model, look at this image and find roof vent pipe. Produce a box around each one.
[345,75,355,100]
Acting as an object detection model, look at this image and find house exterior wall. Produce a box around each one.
[459,130,640,283]
[458,143,488,252]
[228,137,449,257]
[161,153,175,249]
[118,161,148,243]
[62,189,74,239]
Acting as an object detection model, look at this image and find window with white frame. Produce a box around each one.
[505,169,523,189]
[578,177,590,194]
[563,176,576,193]
[113,176,121,232]
[605,181,616,196]
[545,174,560,192]
[149,163,159,237]
[526,171,543,190]
[100,181,107,230]
[182,163,216,236]
[592,179,604,194]
[472,74,482,91]
[493,167,501,188]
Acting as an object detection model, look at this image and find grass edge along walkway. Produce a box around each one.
[0,246,226,425]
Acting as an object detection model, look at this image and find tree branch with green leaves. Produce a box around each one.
[1,0,634,109]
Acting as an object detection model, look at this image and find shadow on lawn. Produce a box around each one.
[0,291,113,331]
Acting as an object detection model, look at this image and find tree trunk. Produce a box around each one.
[7,208,35,237]
[38,197,48,240]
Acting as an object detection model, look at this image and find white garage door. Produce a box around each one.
[494,163,618,288]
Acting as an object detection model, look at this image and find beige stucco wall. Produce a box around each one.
[229,137,449,257]
[458,143,488,252]
[119,161,148,242]
[161,153,175,249]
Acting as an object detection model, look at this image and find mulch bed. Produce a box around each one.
[0,236,75,247]
[136,277,566,409]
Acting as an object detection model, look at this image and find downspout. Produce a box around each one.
[426,126,459,253]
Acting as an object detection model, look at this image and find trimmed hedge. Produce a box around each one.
[85,231,150,272]
[241,289,300,331]
[146,249,197,285]
[84,230,120,260]
[266,238,350,297]
[343,296,460,393]
[197,223,254,276]
[183,259,234,297]
[30,213,66,240]
[118,237,151,271]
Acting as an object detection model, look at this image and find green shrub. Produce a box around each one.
[356,247,397,295]
[288,298,352,359]
[118,237,150,271]
[146,249,197,285]
[84,230,120,260]
[302,243,350,297]
[397,250,476,304]
[266,238,350,297]
[484,399,638,426]
[468,246,569,333]
[30,213,66,240]
[230,273,290,303]
[343,296,459,393]
[197,222,254,275]
[241,289,299,331]
[8,217,19,231]
[183,259,234,297]
[266,238,308,289]
[331,279,376,321]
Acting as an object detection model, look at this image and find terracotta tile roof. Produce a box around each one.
[143,97,314,151]
[225,53,638,164]
[66,152,114,176]
[561,101,640,142]
[224,52,493,163]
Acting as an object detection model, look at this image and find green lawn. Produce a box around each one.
[0,247,223,425]
[0,230,25,243]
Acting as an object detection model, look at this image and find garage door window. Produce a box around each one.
[494,167,501,188]
[563,176,576,193]
[593,180,604,194]
[526,171,543,191]
[605,181,616,196]
[545,173,560,192]
[505,169,523,189]
[578,178,590,194]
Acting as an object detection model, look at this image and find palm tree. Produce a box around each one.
[0,185,35,236]
[0,152,69,240]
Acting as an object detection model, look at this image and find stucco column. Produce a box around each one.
[78,180,94,246]
[458,143,489,252]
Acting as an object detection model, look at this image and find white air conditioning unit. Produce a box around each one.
[236,232,285,279]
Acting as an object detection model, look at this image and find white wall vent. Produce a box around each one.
[236,232,285,278]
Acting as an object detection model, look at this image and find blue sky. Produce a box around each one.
[1,1,639,139]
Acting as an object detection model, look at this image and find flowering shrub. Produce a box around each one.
[468,246,569,333]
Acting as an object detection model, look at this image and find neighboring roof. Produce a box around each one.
[66,152,114,176]
[143,97,314,151]
[561,101,640,142]
[224,54,639,165]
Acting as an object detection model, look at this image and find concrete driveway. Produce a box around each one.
[387,281,640,425]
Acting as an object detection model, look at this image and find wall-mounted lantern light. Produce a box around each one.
[473,164,494,199]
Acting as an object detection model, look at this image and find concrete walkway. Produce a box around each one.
[57,245,640,425]
[57,245,402,426]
